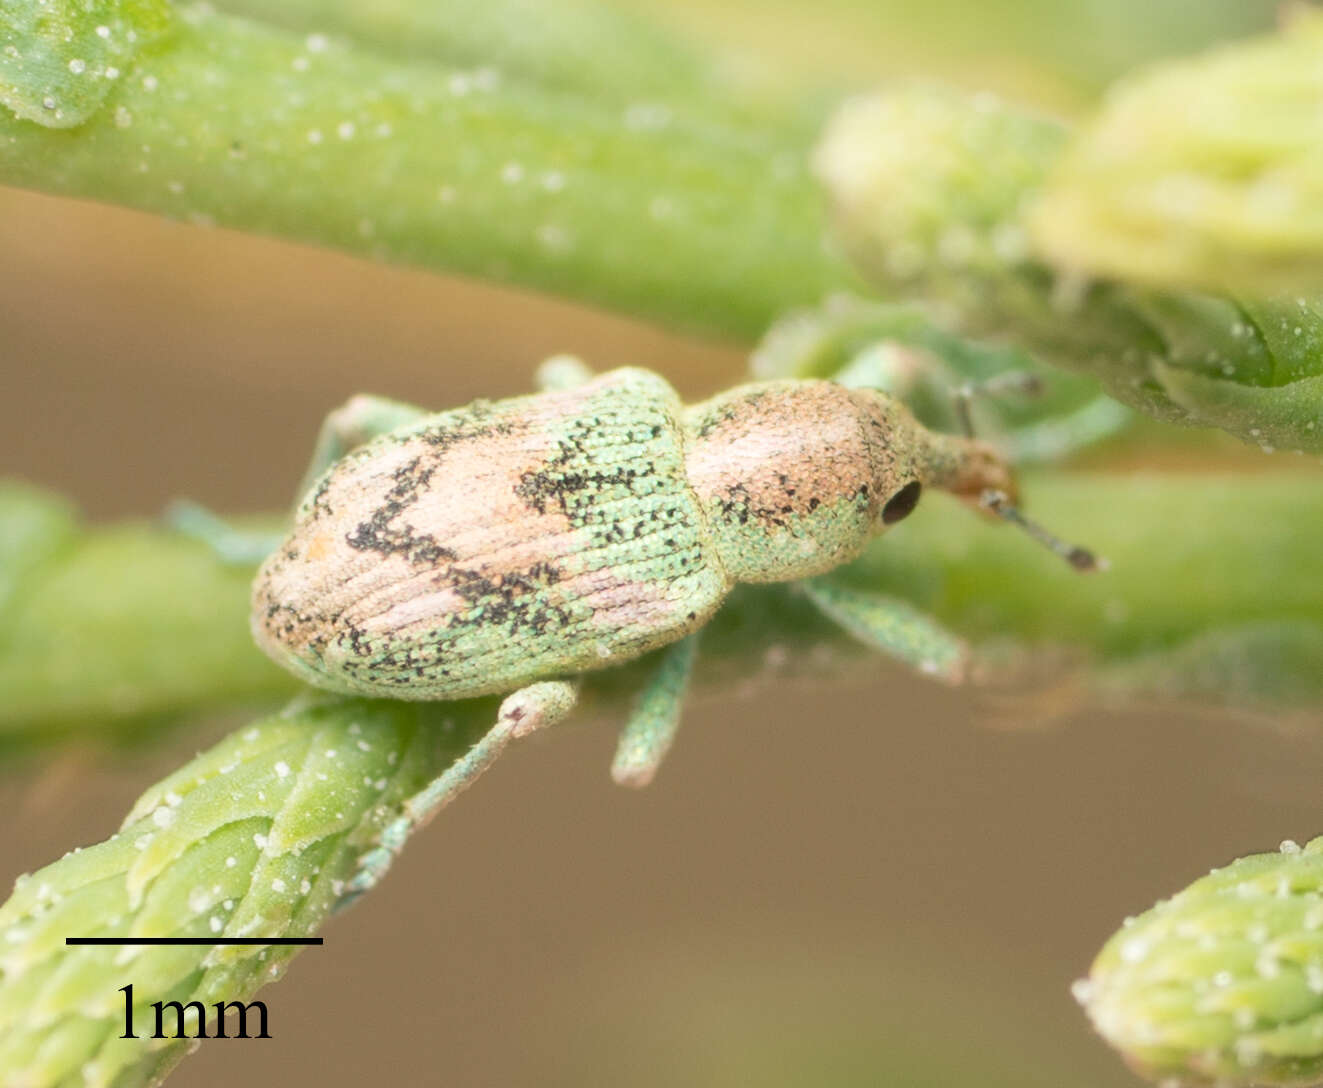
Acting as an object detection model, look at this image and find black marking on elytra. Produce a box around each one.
[514,398,691,555]
[345,456,458,566]
[447,560,573,637]
[308,471,336,517]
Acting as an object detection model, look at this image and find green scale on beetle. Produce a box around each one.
[179,350,1095,894]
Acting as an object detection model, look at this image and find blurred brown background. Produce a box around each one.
[2,2,1309,1085]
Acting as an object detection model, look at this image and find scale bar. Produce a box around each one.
[66,937,323,946]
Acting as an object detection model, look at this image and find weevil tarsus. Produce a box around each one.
[345,679,578,898]
[611,633,700,788]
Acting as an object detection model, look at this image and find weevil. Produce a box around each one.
[233,356,1094,892]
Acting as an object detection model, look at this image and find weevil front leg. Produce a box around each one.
[799,575,968,684]
[611,634,700,788]
[345,680,578,899]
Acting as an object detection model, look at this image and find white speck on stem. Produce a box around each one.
[536,224,573,254]
[648,196,676,221]
[95,25,111,39]
[305,33,329,53]
[500,162,524,185]
[68,59,86,75]
[307,128,323,144]
[142,75,158,92]
[337,120,355,140]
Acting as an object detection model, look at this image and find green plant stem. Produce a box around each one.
[4,472,1322,754]
[0,4,852,340]
[211,0,721,106]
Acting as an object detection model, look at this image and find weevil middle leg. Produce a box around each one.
[611,633,700,788]
[344,680,578,899]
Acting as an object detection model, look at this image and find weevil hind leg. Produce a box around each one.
[343,680,578,902]
[165,499,287,566]
[611,634,699,788]
[296,394,431,502]
[169,394,432,565]
[799,575,968,684]
[535,354,595,392]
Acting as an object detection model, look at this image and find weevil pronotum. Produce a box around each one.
[198,355,1094,892]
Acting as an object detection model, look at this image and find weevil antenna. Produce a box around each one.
[954,371,1045,438]
[979,489,1103,573]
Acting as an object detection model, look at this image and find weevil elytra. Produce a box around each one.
[245,358,1093,891]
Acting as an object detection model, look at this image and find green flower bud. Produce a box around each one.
[1083,837,1323,1085]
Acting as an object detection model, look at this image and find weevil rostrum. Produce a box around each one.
[246,358,1093,890]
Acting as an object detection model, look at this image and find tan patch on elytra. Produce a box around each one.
[304,533,334,562]
[253,371,666,658]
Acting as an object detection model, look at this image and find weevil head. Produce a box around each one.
[855,389,1018,517]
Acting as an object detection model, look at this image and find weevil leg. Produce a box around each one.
[799,575,968,684]
[165,499,286,566]
[535,354,595,392]
[611,634,700,788]
[295,394,431,502]
[344,680,578,900]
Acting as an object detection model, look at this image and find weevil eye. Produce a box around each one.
[881,480,922,524]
